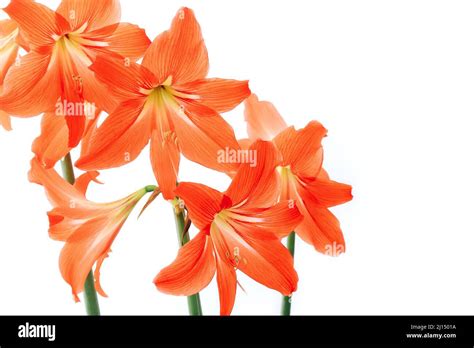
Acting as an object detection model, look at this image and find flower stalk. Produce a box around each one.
[173,201,203,315]
[281,231,296,316]
[60,153,101,316]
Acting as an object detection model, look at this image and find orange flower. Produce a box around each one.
[0,0,150,146]
[0,19,26,131]
[244,94,352,255]
[76,7,250,199]
[28,158,152,301]
[154,140,302,315]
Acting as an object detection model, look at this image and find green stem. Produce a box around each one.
[61,153,101,316]
[281,231,296,316]
[174,208,203,316]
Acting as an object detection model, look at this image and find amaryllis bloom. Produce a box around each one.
[244,94,352,254]
[0,19,26,130]
[154,140,303,315]
[76,7,250,199]
[0,0,150,146]
[28,158,153,301]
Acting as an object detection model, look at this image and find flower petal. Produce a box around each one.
[89,54,158,101]
[0,51,60,116]
[0,19,20,84]
[303,178,353,208]
[56,0,121,32]
[76,99,152,170]
[150,129,180,200]
[59,215,121,301]
[4,0,70,48]
[32,112,70,168]
[28,157,84,208]
[142,7,208,84]
[225,140,279,207]
[0,110,12,131]
[175,78,250,113]
[244,94,287,141]
[175,182,225,230]
[170,100,240,173]
[295,184,346,254]
[214,216,298,298]
[210,223,237,316]
[273,121,327,178]
[97,23,150,60]
[154,230,215,296]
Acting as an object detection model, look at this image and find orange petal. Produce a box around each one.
[175,182,225,230]
[32,113,71,168]
[59,215,122,300]
[294,184,346,254]
[0,51,60,116]
[273,121,327,178]
[0,110,12,131]
[56,0,120,32]
[89,54,158,101]
[210,223,237,315]
[150,129,180,200]
[170,100,240,173]
[142,7,209,84]
[175,78,250,113]
[244,94,287,141]
[218,216,298,296]
[225,140,279,207]
[94,250,110,297]
[76,99,152,170]
[98,23,151,60]
[231,201,303,237]
[28,157,84,208]
[4,0,69,48]
[154,230,215,296]
[74,171,101,196]
[0,19,19,84]
[303,178,353,208]
[47,210,77,241]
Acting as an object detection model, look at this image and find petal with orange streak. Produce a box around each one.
[97,23,151,60]
[230,201,303,237]
[294,184,346,254]
[0,51,60,116]
[32,113,70,168]
[215,216,298,297]
[89,54,158,101]
[28,157,84,208]
[74,171,101,196]
[273,121,327,177]
[60,215,122,300]
[175,182,225,230]
[0,19,19,84]
[225,140,279,207]
[303,178,353,208]
[76,99,151,170]
[4,0,69,48]
[150,129,180,200]
[154,230,215,296]
[175,78,250,113]
[244,94,287,141]
[142,7,208,85]
[170,100,240,173]
[210,223,237,316]
[0,111,12,131]
[56,0,121,32]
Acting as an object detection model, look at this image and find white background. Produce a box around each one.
[1,0,474,315]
